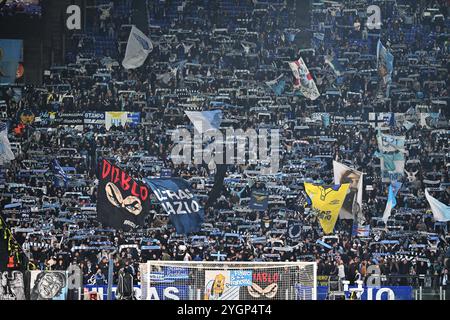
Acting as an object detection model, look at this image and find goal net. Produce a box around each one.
[139,261,317,300]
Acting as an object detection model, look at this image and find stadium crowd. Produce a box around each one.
[0,0,449,292]
[0,0,41,16]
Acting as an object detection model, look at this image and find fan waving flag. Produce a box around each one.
[185,110,223,134]
[288,57,320,100]
[425,189,450,222]
[382,181,402,223]
[49,159,70,187]
[122,26,153,69]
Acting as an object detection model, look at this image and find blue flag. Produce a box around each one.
[325,56,344,77]
[388,112,396,127]
[144,178,204,234]
[185,110,223,133]
[49,159,69,187]
[250,190,269,211]
[265,75,286,96]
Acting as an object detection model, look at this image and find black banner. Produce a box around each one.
[206,164,227,209]
[97,159,151,230]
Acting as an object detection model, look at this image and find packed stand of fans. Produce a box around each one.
[0,0,449,290]
[0,0,41,16]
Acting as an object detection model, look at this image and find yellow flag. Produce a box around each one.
[304,183,350,234]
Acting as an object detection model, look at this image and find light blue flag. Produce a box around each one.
[0,39,23,84]
[382,181,402,223]
[185,110,223,133]
[285,32,296,42]
[265,75,286,96]
[425,189,450,222]
[325,56,344,77]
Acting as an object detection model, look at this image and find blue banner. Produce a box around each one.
[144,178,204,234]
[83,284,188,300]
[316,286,413,300]
[127,112,141,127]
[160,168,172,178]
[0,39,23,84]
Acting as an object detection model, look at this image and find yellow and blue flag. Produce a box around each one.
[304,183,350,234]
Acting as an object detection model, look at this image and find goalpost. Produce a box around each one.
[140,261,317,300]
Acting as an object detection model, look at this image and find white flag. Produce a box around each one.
[425,189,450,222]
[122,26,153,70]
[288,57,320,100]
[241,42,251,54]
[185,110,223,134]
[0,122,15,164]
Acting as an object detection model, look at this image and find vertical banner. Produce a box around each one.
[375,131,406,182]
[105,112,128,130]
[0,40,23,84]
[377,40,394,97]
[97,159,151,230]
[333,161,364,222]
